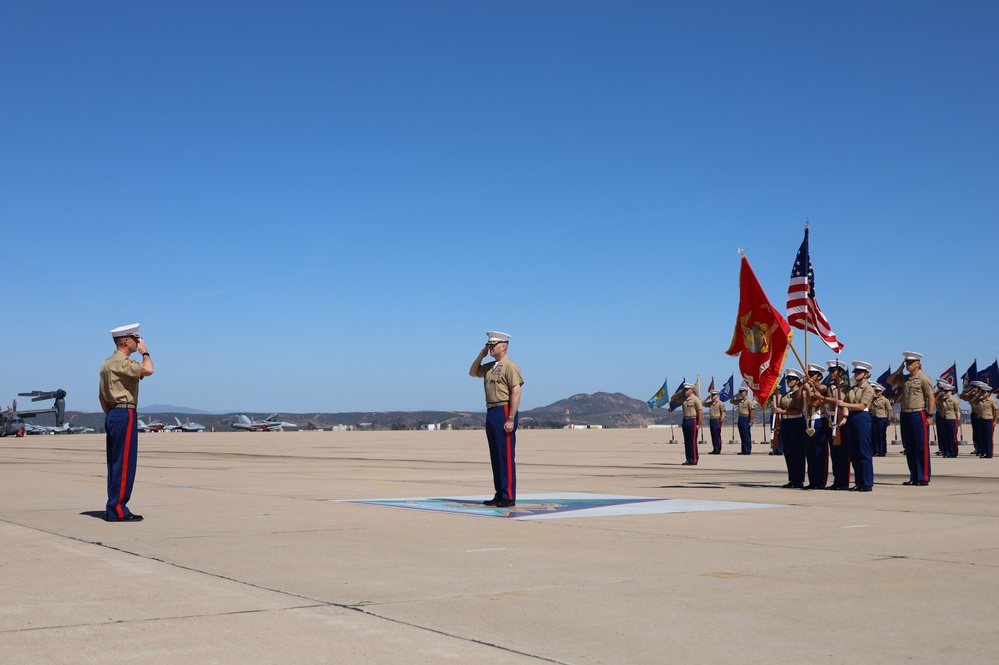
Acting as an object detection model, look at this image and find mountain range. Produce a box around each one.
[57,392,688,431]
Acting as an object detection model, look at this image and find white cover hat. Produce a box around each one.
[786,368,804,380]
[485,331,511,344]
[826,359,848,371]
[852,361,873,373]
[902,351,923,361]
[110,323,141,338]
[807,363,825,375]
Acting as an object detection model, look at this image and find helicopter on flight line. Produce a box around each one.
[3,389,71,437]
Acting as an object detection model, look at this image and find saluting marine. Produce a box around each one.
[469,331,524,507]
[961,382,983,456]
[888,351,935,485]
[680,383,703,465]
[870,383,892,457]
[969,381,997,458]
[731,386,758,455]
[934,381,961,458]
[706,390,725,455]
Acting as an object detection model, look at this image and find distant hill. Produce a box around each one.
[61,392,689,432]
[142,404,212,414]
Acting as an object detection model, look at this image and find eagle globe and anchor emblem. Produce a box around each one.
[739,308,773,354]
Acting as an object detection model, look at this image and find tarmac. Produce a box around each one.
[1,426,997,664]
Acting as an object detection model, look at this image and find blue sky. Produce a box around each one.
[2,1,997,414]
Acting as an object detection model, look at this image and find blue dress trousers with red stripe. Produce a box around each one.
[486,405,517,502]
[106,407,139,519]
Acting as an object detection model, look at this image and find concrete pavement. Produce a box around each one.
[1,428,997,664]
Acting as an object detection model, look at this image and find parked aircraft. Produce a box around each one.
[174,417,205,432]
[25,423,95,435]
[232,414,299,431]
[138,419,168,432]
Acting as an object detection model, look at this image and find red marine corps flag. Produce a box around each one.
[726,254,793,403]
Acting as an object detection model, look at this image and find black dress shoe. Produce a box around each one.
[851,486,872,492]
[495,499,516,508]
[915,481,929,486]
[782,482,803,488]
[482,498,499,506]
[108,513,143,522]
[902,481,915,485]
[804,485,825,490]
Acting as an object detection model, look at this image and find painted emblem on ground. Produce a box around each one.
[335,492,785,520]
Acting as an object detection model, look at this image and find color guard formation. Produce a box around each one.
[665,350,998,493]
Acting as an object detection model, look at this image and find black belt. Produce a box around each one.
[111,403,137,409]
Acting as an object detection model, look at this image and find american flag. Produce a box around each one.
[786,227,844,353]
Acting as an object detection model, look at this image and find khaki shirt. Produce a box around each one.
[779,392,803,416]
[682,395,703,418]
[99,350,144,406]
[974,395,998,421]
[938,395,961,421]
[890,370,934,411]
[733,396,758,416]
[870,395,892,418]
[709,400,726,419]
[475,358,524,405]
[846,383,875,410]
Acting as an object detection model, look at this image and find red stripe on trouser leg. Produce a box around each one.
[117,409,134,518]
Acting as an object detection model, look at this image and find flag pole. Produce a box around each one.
[803,220,811,425]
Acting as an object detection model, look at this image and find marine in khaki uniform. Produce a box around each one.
[706,390,725,454]
[831,361,875,491]
[469,331,524,507]
[970,381,997,458]
[869,383,892,457]
[934,381,961,458]
[99,323,154,522]
[888,351,935,485]
[680,383,703,465]
[824,359,851,490]
[801,364,830,489]
[771,369,805,488]
[731,386,758,455]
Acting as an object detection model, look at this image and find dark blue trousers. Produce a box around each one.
[970,415,982,454]
[901,411,931,483]
[805,418,828,488]
[682,417,699,464]
[738,416,752,454]
[485,405,517,501]
[982,420,995,457]
[936,416,957,457]
[829,423,850,488]
[871,416,888,456]
[781,417,806,485]
[709,418,722,453]
[845,411,873,488]
[106,407,139,520]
